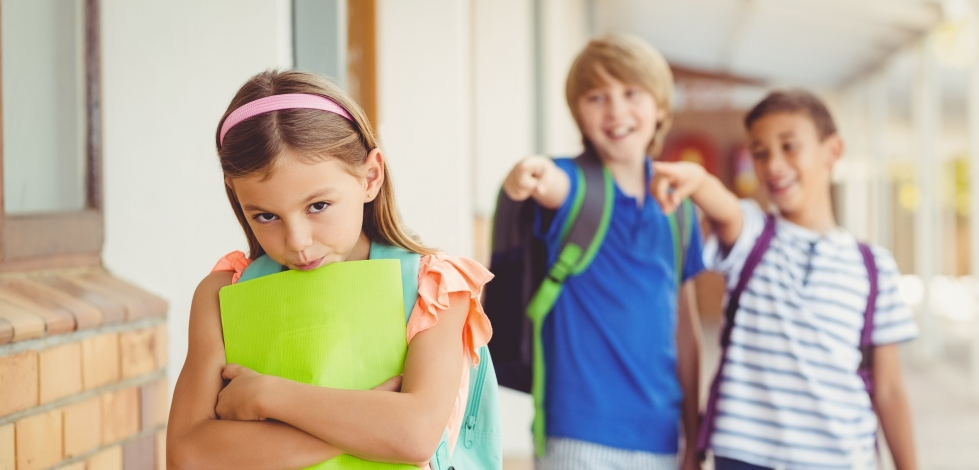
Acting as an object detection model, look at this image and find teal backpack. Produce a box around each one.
[482,150,695,456]
[238,242,502,469]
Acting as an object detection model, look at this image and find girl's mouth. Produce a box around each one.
[295,256,326,271]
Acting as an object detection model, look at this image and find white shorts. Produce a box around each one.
[535,437,678,470]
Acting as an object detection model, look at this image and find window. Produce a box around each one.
[0,0,102,271]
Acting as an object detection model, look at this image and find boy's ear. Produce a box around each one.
[824,134,845,167]
[364,148,385,202]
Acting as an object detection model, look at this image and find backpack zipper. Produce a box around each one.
[463,347,488,448]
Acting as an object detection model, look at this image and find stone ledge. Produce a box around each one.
[0,268,167,346]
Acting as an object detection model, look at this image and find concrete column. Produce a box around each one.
[913,43,942,362]
[869,72,891,248]
[375,0,474,257]
[968,54,979,397]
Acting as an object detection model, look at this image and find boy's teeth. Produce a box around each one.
[611,127,630,137]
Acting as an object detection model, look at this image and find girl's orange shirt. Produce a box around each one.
[212,250,494,453]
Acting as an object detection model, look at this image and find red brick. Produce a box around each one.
[82,333,120,389]
[15,409,62,470]
[37,276,126,325]
[141,379,168,430]
[0,285,74,335]
[155,430,166,470]
[0,423,13,470]
[120,329,157,379]
[102,387,140,444]
[39,342,83,403]
[4,279,102,330]
[0,298,44,341]
[87,445,123,470]
[63,396,101,457]
[153,325,167,369]
[0,350,38,415]
[123,434,155,470]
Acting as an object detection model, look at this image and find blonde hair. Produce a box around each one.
[216,70,435,259]
[565,33,674,157]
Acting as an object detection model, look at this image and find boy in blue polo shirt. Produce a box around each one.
[503,34,704,470]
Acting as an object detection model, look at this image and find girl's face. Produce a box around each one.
[230,149,384,270]
[576,65,664,164]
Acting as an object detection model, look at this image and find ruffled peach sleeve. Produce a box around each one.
[211,251,252,284]
[406,253,494,454]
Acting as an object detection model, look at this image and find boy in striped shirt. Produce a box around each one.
[651,90,918,470]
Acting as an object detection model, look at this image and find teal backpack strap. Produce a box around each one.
[236,254,286,283]
[369,242,421,321]
[668,198,696,288]
[525,151,613,457]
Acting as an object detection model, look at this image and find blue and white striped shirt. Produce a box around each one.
[703,200,918,470]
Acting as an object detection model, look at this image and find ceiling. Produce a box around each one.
[594,0,946,89]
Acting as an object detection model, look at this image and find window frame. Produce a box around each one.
[0,0,103,272]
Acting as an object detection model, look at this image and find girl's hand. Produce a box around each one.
[650,161,707,214]
[503,155,553,201]
[216,363,270,421]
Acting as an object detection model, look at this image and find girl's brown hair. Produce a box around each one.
[216,70,434,259]
[565,33,674,157]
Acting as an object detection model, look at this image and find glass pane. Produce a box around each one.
[2,0,86,214]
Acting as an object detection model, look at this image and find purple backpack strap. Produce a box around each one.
[856,243,878,397]
[697,214,776,458]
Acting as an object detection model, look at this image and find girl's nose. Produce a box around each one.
[284,220,313,254]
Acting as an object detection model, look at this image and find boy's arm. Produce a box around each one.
[873,344,918,470]
[651,162,743,249]
[675,281,702,470]
[503,155,571,209]
[167,272,345,470]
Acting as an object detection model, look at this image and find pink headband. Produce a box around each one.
[219,93,354,146]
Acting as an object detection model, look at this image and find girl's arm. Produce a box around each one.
[873,344,918,470]
[675,281,702,470]
[167,272,344,470]
[503,156,571,209]
[217,291,471,464]
[651,162,743,249]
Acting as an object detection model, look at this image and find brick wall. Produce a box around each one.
[0,270,167,470]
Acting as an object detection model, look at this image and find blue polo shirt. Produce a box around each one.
[534,158,704,454]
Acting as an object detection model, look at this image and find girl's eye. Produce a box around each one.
[309,202,330,214]
[587,94,605,103]
[254,213,278,223]
[783,142,797,153]
[626,89,637,98]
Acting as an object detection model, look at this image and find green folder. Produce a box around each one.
[219,259,416,469]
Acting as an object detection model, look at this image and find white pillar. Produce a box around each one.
[375,0,474,257]
[869,72,891,248]
[913,43,942,362]
[968,54,979,398]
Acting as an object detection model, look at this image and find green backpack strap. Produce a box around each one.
[667,198,695,288]
[369,242,421,321]
[525,151,613,457]
[236,254,286,283]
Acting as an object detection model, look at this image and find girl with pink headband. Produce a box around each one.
[167,70,498,468]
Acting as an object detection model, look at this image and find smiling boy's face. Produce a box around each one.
[576,66,664,164]
[747,112,843,217]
